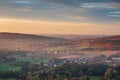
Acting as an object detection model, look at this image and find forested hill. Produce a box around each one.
[72,35,120,50]
[0,32,65,40]
[89,35,120,45]
[0,32,66,51]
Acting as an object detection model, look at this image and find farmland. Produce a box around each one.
[0,33,120,80]
[0,63,21,72]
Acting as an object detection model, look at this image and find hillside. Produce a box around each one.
[43,34,105,40]
[91,35,120,50]
[0,33,119,52]
[72,35,120,51]
[0,32,66,51]
[0,32,65,40]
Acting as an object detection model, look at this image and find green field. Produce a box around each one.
[0,63,21,72]
[17,57,48,64]
[0,56,48,72]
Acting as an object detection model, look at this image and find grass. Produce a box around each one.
[44,45,92,52]
[80,76,100,80]
[44,46,67,51]
[0,55,48,72]
[75,46,90,49]
[17,57,48,64]
[0,57,48,71]
[0,63,21,72]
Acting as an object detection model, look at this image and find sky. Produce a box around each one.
[0,0,120,35]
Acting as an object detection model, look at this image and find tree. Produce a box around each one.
[85,75,91,80]
[104,68,113,80]
[26,74,33,80]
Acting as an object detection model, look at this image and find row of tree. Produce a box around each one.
[0,63,120,80]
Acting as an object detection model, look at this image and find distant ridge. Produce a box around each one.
[0,32,66,51]
[0,32,65,40]
[72,35,120,51]
[0,32,119,51]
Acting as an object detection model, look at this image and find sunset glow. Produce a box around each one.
[0,18,119,35]
[0,0,120,35]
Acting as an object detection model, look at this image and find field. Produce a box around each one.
[17,57,48,64]
[44,44,90,51]
[0,53,48,72]
[0,63,21,72]
[44,46,68,51]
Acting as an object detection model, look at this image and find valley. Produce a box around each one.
[0,33,120,80]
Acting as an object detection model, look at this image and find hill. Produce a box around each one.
[0,33,119,52]
[91,35,120,50]
[0,32,65,40]
[43,34,105,40]
[72,35,120,51]
[0,32,66,51]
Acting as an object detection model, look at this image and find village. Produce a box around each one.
[39,51,120,68]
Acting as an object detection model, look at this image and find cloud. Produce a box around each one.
[40,0,120,6]
[80,3,120,9]
[20,7,32,12]
[108,15,120,17]
[0,0,119,23]
[68,16,86,21]
[110,11,120,14]
[13,0,31,4]
[108,11,120,18]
